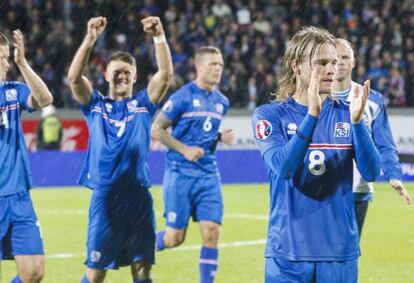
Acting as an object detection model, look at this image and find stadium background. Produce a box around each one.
[1,0,414,282]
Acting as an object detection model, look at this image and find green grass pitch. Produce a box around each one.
[1,184,413,282]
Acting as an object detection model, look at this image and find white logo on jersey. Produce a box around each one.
[162,100,173,112]
[216,103,224,114]
[127,100,137,112]
[334,122,350,137]
[193,99,201,107]
[167,212,177,223]
[90,251,101,263]
[5,89,17,101]
[105,103,113,113]
[287,123,297,135]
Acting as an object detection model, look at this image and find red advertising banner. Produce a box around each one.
[22,119,89,151]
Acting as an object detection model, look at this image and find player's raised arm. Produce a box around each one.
[151,112,204,162]
[68,17,107,105]
[12,29,53,109]
[142,16,173,104]
[351,80,381,181]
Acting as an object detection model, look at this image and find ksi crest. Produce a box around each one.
[255,120,272,140]
[334,122,350,137]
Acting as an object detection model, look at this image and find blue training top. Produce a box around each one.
[252,96,380,261]
[161,81,229,177]
[0,81,35,197]
[78,89,157,191]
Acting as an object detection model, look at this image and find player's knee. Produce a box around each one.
[86,269,106,283]
[19,259,44,283]
[132,261,152,280]
[20,268,44,283]
[201,223,221,245]
[165,230,186,247]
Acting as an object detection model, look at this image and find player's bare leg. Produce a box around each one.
[131,260,152,281]
[84,268,106,283]
[14,255,44,283]
[199,221,220,248]
[161,226,187,248]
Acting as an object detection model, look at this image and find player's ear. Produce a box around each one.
[291,60,300,75]
[104,70,110,82]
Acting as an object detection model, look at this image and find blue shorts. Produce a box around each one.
[0,191,44,259]
[265,257,358,283]
[86,187,156,270]
[163,169,223,229]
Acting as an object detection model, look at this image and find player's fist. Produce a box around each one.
[350,80,369,123]
[86,17,107,44]
[307,66,322,117]
[12,30,28,67]
[182,146,204,162]
[141,16,164,37]
[220,129,235,145]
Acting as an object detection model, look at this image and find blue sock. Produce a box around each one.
[80,274,89,283]
[133,280,152,283]
[199,246,219,283]
[10,275,23,283]
[156,230,166,251]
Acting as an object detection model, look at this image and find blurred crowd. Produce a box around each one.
[0,0,413,109]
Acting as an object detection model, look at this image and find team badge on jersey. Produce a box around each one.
[90,251,101,263]
[255,120,272,140]
[162,100,173,112]
[127,100,137,112]
[193,99,201,107]
[286,122,297,135]
[216,103,224,114]
[334,122,350,137]
[105,103,113,113]
[5,89,17,101]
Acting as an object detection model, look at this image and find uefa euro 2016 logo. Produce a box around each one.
[334,122,350,137]
[255,120,272,140]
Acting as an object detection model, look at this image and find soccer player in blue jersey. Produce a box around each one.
[151,46,234,283]
[67,16,172,283]
[0,31,53,283]
[333,38,411,235]
[252,27,381,282]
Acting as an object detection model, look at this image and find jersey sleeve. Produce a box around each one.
[252,106,318,179]
[80,90,101,116]
[160,91,188,123]
[17,83,35,112]
[137,89,158,117]
[371,96,403,180]
[352,121,381,182]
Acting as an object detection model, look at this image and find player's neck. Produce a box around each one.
[194,79,214,92]
[109,90,132,101]
[333,77,352,92]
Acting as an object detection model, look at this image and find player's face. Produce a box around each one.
[197,53,224,85]
[105,60,137,97]
[299,43,337,94]
[0,45,10,81]
[335,43,354,82]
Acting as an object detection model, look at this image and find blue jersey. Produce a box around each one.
[0,82,34,197]
[333,82,402,199]
[78,89,157,190]
[161,82,229,176]
[252,97,361,261]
